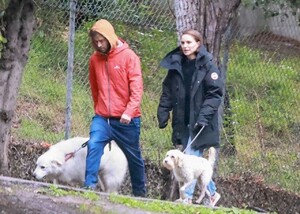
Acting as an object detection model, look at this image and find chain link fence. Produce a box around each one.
[9,0,300,198]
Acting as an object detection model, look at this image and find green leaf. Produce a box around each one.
[0,34,7,43]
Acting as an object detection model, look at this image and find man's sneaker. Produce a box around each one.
[133,192,146,198]
[82,186,96,191]
[210,192,221,207]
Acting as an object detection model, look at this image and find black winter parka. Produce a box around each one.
[157,46,224,150]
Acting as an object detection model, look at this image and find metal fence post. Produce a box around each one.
[65,0,77,140]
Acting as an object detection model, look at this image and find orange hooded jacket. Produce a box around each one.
[89,19,143,118]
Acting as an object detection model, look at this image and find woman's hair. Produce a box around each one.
[181,29,203,45]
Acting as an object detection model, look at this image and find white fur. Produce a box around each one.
[162,148,216,206]
[33,137,128,193]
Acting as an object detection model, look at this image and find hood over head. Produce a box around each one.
[90,19,118,50]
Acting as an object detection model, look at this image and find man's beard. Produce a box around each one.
[96,43,111,55]
[97,47,109,54]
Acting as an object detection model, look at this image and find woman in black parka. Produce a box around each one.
[157,30,224,206]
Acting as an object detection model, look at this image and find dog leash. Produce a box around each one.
[64,140,112,162]
[65,140,88,162]
[183,126,204,154]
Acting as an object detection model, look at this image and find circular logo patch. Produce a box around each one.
[211,72,218,80]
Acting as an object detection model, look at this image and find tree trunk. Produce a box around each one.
[174,0,201,40]
[0,0,35,175]
[174,0,241,64]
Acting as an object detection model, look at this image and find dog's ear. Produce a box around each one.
[51,160,63,167]
[175,152,184,168]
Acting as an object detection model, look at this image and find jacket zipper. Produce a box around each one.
[105,58,111,117]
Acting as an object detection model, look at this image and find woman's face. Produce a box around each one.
[180,34,201,59]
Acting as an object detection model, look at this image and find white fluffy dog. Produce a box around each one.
[163,148,216,206]
[33,137,128,193]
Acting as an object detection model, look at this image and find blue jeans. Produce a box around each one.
[84,114,146,197]
[184,142,217,199]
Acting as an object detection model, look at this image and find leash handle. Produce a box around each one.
[81,140,88,148]
[65,140,89,162]
[74,140,88,153]
[183,126,204,153]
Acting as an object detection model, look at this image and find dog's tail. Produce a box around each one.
[207,147,216,167]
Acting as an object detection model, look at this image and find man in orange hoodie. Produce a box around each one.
[84,19,146,197]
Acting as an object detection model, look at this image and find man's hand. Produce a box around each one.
[120,114,131,124]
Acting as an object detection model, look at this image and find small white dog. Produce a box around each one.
[163,148,216,206]
[33,137,128,193]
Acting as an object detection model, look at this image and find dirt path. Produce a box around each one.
[0,176,158,214]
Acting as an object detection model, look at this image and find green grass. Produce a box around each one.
[227,44,300,133]
[15,34,93,142]
[220,43,300,192]
[109,194,256,214]
[36,186,255,213]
